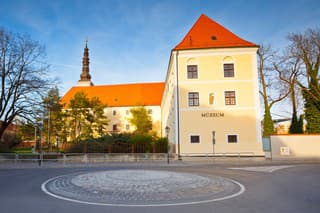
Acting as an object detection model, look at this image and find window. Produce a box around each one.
[224,63,234,77]
[188,92,199,107]
[148,109,152,114]
[209,93,215,105]
[225,91,236,105]
[190,135,200,143]
[228,135,238,143]
[187,65,198,79]
[126,124,130,131]
[126,110,129,115]
[113,110,117,116]
[112,124,117,131]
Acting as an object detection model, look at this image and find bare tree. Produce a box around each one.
[0,28,51,140]
[274,55,304,133]
[287,28,320,133]
[258,44,290,136]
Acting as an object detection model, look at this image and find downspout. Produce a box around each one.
[175,50,181,160]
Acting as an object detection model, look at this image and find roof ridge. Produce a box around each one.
[73,81,165,88]
[174,14,257,50]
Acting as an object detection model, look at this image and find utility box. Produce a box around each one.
[280,146,290,156]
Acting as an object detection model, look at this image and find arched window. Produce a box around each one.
[223,56,235,78]
[209,93,215,105]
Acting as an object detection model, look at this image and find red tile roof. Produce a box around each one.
[61,82,165,107]
[174,14,257,50]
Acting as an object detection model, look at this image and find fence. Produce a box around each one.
[0,152,174,166]
[60,142,168,153]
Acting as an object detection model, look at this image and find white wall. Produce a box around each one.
[270,135,320,159]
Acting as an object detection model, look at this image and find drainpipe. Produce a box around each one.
[175,50,181,160]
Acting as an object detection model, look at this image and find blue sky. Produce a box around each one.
[1,0,319,117]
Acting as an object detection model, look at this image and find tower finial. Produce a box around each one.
[77,39,93,86]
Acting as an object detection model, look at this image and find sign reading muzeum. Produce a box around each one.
[201,112,224,118]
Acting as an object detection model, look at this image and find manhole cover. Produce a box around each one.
[42,170,245,206]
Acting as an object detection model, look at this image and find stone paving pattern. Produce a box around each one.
[44,170,241,205]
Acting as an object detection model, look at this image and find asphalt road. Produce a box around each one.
[0,163,319,213]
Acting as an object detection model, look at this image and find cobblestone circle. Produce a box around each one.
[42,170,244,206]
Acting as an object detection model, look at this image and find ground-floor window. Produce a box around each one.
[227,135,238,143]
[113,124,118,131]
[190,135,200,143]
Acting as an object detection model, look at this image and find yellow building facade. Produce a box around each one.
[161,14,264,156]
[63,14,264,156]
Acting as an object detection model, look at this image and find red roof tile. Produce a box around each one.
[61,82,165,107]
[174,14,257,50]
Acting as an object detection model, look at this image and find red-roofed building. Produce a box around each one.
[62,43,164,136]
[62,14,264,156]
[161,14,264,156]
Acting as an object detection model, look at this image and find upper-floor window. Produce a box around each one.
[113,110,117,116]
[188,92,199,107]
[224,63,234,77]
[148,109,152,114]
[126,110,129,115]
[187,65,198,79]
[225,91,236,105]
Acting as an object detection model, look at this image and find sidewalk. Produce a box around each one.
[0,156,319,169]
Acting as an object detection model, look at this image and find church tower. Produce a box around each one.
[77,39,93,86]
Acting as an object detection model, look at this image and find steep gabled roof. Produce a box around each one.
[61,82,165,107]
[174,14,257,50]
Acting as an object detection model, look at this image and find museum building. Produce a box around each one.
[62,14,264,156]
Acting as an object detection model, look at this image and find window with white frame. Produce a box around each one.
[187,65,198,79]
[223,63,234,77]
[188,92,199,107]
[113,110,117,116]
[224,91,236,105]
[190,135,200,143]
[227,135,238,143]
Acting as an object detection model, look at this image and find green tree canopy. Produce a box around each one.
[42,86,64,147]
[64,91,108,141]
[129,106,152,135]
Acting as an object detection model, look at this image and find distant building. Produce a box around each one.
[61,40,164,136]
[62,14,264,156]
[61,82,163,135]
[273,118,291,134]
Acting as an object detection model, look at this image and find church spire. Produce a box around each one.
[78,38,93,86]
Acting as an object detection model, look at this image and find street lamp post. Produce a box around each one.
[212,131,216,159]
[38,121,43,166]
[55,134,59,153]
[165,126,170,164]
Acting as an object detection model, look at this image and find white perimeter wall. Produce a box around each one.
[270,135,320,159]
